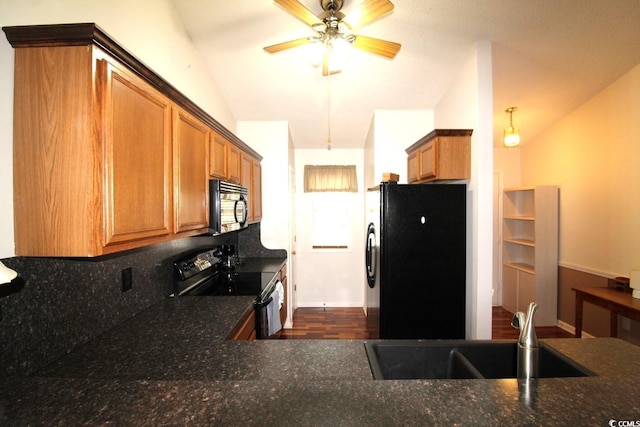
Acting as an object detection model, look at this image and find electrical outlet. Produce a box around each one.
[121,267,133,292]
[622,317,631,331]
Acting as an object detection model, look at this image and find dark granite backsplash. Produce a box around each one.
[0,223,283,377]
[237,223,287,258]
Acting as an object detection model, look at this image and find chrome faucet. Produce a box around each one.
[511,302,539,380]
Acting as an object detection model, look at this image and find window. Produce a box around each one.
[310,193,351,249]
[303,165,358,249]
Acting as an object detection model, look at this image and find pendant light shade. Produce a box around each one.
[504,106,520,147]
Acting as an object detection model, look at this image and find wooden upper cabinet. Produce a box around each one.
[240,152,253,221]
[209,133,243,185]
[240,153,252,190]
[405,129,472,184]
[407,151,419,183]
[209,134,228,179]
[12,45,97,256]
[12,45,176,256]
[418,140,437,181]
[5,23,262,256]
[102,56,173,247]
[252,160,262,223]
[173,107,209,233]
[240,152,262,224]
[227,143,242,184]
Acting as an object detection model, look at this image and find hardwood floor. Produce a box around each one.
[280,307,369,339]
[491,306,574,339]
[280,306,574,340]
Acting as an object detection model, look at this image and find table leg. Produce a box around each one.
[575,293,584,338]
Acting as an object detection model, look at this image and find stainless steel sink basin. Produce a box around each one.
[365,340,595,380]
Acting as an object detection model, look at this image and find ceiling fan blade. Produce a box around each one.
[352,35,401,58]
[274,0,322,26]
[264,37,310,53]
[344,0,394,29]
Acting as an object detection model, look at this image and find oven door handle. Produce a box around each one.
[178,274,214,296]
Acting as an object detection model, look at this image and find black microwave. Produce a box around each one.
[209,180,249,234]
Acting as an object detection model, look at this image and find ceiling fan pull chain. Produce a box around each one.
[327,70,332,150]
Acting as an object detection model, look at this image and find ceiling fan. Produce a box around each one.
[264,0,401,76]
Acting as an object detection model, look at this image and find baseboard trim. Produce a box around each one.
[557,319,596,338]
[296,302,364,308]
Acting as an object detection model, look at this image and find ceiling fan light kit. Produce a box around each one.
[265,0,401,76]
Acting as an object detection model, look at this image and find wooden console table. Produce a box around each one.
[572,287,640,338]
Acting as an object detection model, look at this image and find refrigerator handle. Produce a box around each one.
[366,223,376,288]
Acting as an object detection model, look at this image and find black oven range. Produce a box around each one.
[172,248,283,338]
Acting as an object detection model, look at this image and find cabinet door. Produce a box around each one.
[173,107,210,233]
[227,144,242,183]
[252,160,262,222]
[230,309,256,340]
[241,152,254,221]
[418,140,437,180]
[407,150,419,183]
[517,271,536,312]
[209,134,228,179]
[102,58,172,246]
[502,266,518,313]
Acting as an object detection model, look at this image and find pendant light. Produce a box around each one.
[504,106,520,147]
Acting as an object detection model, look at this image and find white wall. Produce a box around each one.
[494,147,522,189]
[237,121,290,251]
[521,62,640,278]
[363,118,376,193]
[238,121,294,327]
[294,149,365,307]
[363,110,434,189]
[0,0,235,257]
[434,41,494,339]
[371,110,434,186]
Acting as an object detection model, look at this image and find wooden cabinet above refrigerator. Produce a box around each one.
[406,129,472,183]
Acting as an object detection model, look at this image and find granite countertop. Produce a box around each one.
[2,292,640,425]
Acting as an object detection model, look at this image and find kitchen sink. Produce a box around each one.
[365,340,596,380]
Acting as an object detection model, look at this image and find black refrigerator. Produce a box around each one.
[365,182,466,339]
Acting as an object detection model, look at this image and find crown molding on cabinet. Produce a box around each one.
[3,22,261,161]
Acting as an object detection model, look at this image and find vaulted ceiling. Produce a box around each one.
[172,0,640,148]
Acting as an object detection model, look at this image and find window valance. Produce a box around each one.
[303,165,358,192]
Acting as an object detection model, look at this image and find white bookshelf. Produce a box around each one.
[502,185,559,326]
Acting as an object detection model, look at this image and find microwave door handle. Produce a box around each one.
[237,194,248,224]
